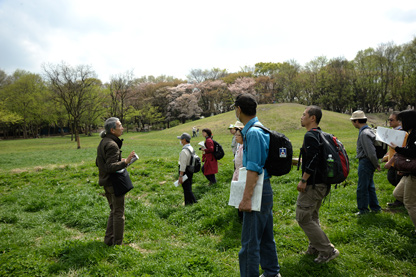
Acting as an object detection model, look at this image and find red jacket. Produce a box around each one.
[202,137,218,175]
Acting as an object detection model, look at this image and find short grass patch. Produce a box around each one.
[1,104,415,276]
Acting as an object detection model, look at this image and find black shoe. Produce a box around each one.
[388,200,404,207]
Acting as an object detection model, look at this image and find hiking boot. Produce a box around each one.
[259,273,281,277]
[303,247,319,255]
[314,248,339,264]
[387,200,404,207]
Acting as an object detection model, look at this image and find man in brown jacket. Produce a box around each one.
[96,117,135,246]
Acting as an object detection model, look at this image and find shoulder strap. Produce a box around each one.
[309,128,324,146]
[301,128,323,188]
[184,147,194,165]
[252,123,269,132]
[184,147,194,155]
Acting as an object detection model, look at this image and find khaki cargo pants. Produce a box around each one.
[296,183,334,256]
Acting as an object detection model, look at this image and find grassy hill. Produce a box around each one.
[1,104,414,276]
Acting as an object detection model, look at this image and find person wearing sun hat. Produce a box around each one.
[350,110,382,215]
[232,121,245,181]
[229,120,245,164]
[228,122,237,157]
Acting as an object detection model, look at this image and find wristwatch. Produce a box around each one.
[301,178,307,184]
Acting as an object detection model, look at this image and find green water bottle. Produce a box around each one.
[327,154,334,178]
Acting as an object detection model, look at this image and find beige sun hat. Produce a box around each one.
[350,110,367,120]
[234,121,244,129]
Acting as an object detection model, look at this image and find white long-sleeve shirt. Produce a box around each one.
[179,144,193,172]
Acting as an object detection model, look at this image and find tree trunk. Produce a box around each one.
[75,121,81,149]
[23,122,27,139]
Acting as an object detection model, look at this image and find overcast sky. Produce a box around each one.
[1,0,415,83]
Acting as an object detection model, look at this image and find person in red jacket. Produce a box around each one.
[201,128,218,185]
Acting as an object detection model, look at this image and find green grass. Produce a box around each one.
[1,103,415,276]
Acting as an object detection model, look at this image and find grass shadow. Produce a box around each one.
[282,254,348,277]
[356,212,398,228]
[47,240,138,275]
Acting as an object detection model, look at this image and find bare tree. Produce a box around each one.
[43,62,98,149]
[187,68,228,83]
[108,70,135,123]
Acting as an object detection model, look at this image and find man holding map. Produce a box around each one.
[233,93,281,277]
[379,111,408,207]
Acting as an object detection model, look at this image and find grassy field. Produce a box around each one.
[1,103,415,276]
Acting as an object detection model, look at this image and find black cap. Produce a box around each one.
[234,93,257,108]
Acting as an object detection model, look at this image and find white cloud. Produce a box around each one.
[0,0,415,82]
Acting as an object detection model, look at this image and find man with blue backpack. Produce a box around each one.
[297,106,340,264]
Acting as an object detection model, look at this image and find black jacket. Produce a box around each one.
[395,130,416,158]
[301,128,324,185]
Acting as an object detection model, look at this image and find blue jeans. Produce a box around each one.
[239,179,280,277]
[357,158,381,213]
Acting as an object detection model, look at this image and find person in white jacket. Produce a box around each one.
[177,132,197,205]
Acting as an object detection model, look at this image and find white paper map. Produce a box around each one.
[174,174,188,187]
[375,127,406,147]
[228,167,264,212]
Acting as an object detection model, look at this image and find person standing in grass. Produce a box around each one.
[228,122,237,158]
[232,127,244,181]
[297,105,339,264]
[232,126,245,222]
[391,110,416,236]
[177,132,197,205]
[384,111,408,208]
[350,110,382,215]
[234,93,281,277]
[96,117,136,246]
[201,128,218,186]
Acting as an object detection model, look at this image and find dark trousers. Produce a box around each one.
[205,174,217,184]
[202,165,217,184]
[387,167,403,187]
[104,185,125,246]
[182,171,197,205]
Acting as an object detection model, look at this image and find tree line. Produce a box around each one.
[0,38,415,147]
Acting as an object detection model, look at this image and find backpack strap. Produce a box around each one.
[304,128,324,190]
[310,128,332,195]
[184,147,194,166]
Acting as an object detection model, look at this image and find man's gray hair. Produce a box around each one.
[100,117,120,138]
